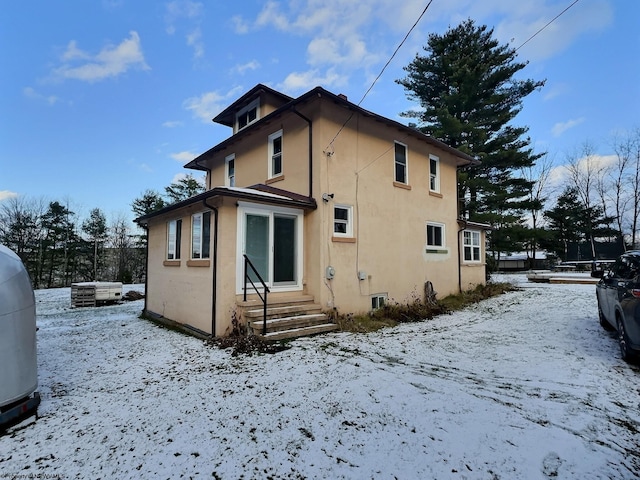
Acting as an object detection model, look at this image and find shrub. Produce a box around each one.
[335,282,517,334]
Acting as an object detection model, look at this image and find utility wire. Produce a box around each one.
[356,0,435,106]
[326,0,435,150]
[515,0,581,52]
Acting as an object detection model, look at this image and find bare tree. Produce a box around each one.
[605,128,640,249]
[108,213,139,283]
[520,153,554,265]
[0,196,48,286]
[566,142,604,258]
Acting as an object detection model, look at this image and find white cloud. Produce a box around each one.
[231,15,250,34]
[183,87,243,122]
[0,190,19,202]
[279,68,346,93]
[232,60,260,75]
[552,118,585,137]
[170,151,197,162]
[484,0,613,61]
[186,27,205,59]
[51,31,149,83]
[543,83,567,102]
[548,153,618,188]
[165,1,205,58]
[162,120,183,128]
[23,87,59,105]
[171,172,206,185]
[165,0,204,34]
[255,1,290,31]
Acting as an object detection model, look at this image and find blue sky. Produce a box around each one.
[1,0,638,224]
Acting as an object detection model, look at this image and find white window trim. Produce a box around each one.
[191,212,210,260]
[371,293,387,310]
[426,222,445,248]
[225,154,235,187]
[394,141,408,184]
[268,130,283,178]
[463,229,482,263]
[235,202,304,294]
[235,98,260,132]
[429,154,440,193]
[333,204,353,237]
[167,219,180,260]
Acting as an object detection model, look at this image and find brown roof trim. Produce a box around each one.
[212,84,294,127]
[135,185,317,225]
[457,219,493,230]
[185,85,478,170]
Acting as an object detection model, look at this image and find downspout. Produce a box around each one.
[192,156,218,336]
[142,224,149,314]
[203,199,219,337]
[291,107,313,198]
[457,221,466,293]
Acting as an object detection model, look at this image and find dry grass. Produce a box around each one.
[334,282,518,334]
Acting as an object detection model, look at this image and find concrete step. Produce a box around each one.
[237,294,315,309]
[244,303,323,320]
[260,323,339,341]
[239,294,337,340]
[249,313,329,333]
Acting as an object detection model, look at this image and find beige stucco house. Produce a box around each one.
[136,84,488,339]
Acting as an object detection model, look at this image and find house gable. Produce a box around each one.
[212,84,294,134]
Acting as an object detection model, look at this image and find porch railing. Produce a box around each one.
[243,254,270,336]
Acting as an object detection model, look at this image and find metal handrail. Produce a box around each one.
[243,254,270,335]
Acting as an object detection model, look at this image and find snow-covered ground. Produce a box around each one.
[1,275,639,479]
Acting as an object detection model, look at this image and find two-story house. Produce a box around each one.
[136,84,488,339]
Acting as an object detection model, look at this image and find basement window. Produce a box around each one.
[371,294,387,310]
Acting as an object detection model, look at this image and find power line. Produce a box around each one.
[326,0,434,150]
[356,0,435,106]
[515,0,581,52]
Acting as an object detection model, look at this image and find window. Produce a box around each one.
[429,154,440,192]
[463,230,481,262]
[371,294,387,310]
[269,130,283,178]
[236,99,259,131]
[427,223,444,247]
[225,154,235,187]
[191,211,211,259]
[167,219,182,260]
[333,205,353,237]
[394,142,408,184]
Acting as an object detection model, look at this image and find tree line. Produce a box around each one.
[0,175,204,288]
[3,19,637,286]
[397,19,638,266]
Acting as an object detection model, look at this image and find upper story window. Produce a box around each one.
[427,222,444,248]
[167,219,182,260]
[191,211,211,259]
[394,142,408,184]
[333,205,353,237]
[225,154,235,187]
[269,130,283,178]
[429,154,440,192]
[463,230,481,262]
[236,99,259,132]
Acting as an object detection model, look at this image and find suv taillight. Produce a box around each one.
[632,289,640,298]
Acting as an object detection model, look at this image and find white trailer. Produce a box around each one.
[0,245,40,430]
[71,282,123,307]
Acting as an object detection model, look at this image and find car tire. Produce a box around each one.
[598,302,614,331]
[616,316,636,363]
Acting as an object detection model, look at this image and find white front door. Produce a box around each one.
[238,203,303,293]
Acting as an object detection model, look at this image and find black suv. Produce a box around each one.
[592,250,640,362]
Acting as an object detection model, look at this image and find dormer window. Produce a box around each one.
[236,98,259,132]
